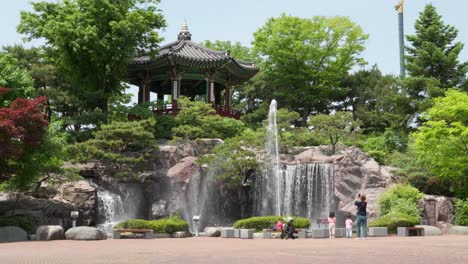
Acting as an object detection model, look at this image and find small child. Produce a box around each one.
[328,212,336,239]
[345,214,353,238]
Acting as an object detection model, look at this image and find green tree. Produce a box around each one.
[308,111,360,154]
[197,133,259,190]
[18,0,166,123]
[341,66,412,133]
[411,89,468,198]
[201,40,254,61]
[253,14,368,126]
[172,97,245,140]
[67,120,157,180]
[406,4,468,89]
[0,53,34,106]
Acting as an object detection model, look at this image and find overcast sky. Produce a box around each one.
[1,0,467,77]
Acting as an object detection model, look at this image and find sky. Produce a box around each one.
[0,0,467,77]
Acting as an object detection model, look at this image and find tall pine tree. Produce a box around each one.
[406,4,468,89]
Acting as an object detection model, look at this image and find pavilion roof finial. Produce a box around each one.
[178,20,192,41]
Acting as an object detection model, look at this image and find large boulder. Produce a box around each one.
[204,227,221,237]
[159,144,196,169]
[0,226,27,242]
[415,225,443,236]
[167,157,198,184]
[36,225,65,240]
[447,226,468,235]
[420,195,455,226]
[65,226,107,240]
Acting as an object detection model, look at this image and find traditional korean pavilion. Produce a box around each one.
[127,23,259,118]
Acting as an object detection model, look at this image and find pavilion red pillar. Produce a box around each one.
[224,83,231,114]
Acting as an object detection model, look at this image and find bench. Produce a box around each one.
[397,227,424,237]
[113,229,154,239]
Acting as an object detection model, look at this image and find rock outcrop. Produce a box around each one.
[54,180,96,226]
[0,197,74,232]
[420,195,455,226]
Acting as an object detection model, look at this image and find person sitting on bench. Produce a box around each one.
[281,218,296,240]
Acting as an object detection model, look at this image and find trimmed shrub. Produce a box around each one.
[113,219,151,230]
[369,212,420,233]
[233,216,311,232]
[378,183,424,217]
[114,216,189,233]
[455,199,468,226]
[0,215,33,233]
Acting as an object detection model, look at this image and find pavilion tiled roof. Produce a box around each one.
[130,22,259,75]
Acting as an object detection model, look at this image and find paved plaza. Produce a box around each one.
[1,236,468,264]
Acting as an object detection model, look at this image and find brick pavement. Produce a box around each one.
[1,235,468,264]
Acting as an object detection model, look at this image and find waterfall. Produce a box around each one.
[180,165,220,232]
[255,99,336,221]
[97,189,124,232]
[255,163,336,222]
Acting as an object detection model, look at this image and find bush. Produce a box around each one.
[369,212,420,233]
[378,183,424,217]
[154,115,176,139]
[455,199,468,226]
[114,216,189,233]
[233,216,311,232]
[0,215,33,233]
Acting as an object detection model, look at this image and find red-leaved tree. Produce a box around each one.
[0,87,48,182]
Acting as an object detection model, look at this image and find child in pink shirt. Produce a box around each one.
[328,212,336,239]
[345,214,353,238]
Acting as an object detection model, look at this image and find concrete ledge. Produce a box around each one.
[240,229,253,239]
[397,227,424,237]
[221,229,235,238]
[262,229,272,239]
[311,229,329,238]
[369,227,388,237]
[334,228,346,238]
[447,226,468,235]
[415,225,442,236]
[297,229,306,239]
[234,229,241,238]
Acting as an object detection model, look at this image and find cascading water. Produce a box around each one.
[97,189,125,232]
[255,99,337,222]
[180,165,221,232]
[280,163,335,220]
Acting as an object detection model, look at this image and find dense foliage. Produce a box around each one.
[114,216,189,233]
[455,199,468,226]
[309,111,360,154]
[233,216,311,232]
[197,131,259,190]
[18,0,166,123]
[172,97,245,140]
[0,88,49,187]
[411,90,468,198]
[253,14,367,126]
[67,120,156,179]
[377,184,424,217]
